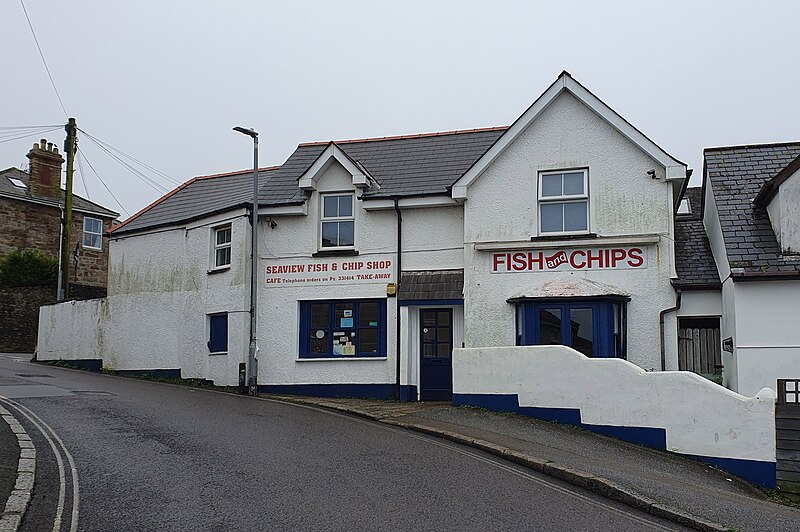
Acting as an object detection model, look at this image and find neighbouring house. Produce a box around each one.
[41,71,709,398]
[695,143,800,397]
[0,139,118,351]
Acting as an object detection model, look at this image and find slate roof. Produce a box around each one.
[111,166,281,235]
[256,127,507,204]
[704,142,800,277]
[0,167,118,218]
[113,127,507,235]
[673,187,720,289]
[399,270,464,300]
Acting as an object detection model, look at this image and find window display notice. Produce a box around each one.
[491,247,646,273]
[265,258,393,286]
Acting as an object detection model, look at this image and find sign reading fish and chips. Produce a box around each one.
[491,247,646,273]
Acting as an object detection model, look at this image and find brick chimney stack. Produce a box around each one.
[26,138,64,199]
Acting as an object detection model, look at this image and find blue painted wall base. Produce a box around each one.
[453,393,776,488]
[40,359,103,372]
[260,383,403,400]
[116,369,182,379]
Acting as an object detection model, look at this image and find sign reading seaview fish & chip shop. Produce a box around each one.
[491,247,646,273]
[265,258,394,285]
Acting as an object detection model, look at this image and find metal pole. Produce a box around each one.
[249,134,259,396]
[234,126,260,396]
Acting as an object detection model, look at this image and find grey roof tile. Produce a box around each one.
[399,270,464,300]
[674,187,721,288]
[0,167,118,218]
[114,128,507,235]
[704,142,800,275]
[112,167,282,235]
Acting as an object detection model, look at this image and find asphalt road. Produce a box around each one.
[0,353,690,532]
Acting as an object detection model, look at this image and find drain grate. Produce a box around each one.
[15,374,54,378]
[71,390,115,396]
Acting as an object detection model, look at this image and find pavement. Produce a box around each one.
[267,394,800,532]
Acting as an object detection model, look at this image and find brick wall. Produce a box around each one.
[0,286,56,353]
[0,196,112,288]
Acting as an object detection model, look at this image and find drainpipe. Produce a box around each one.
[659,289,682,371]
[394,197,402,400]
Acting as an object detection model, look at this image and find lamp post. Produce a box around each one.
[233,126,259,396]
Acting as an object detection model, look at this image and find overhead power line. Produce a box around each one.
[76,148,91,200]
[78,129,181,186]
[77,147,130,218]
[19,0,68,117]
[0,126,62,145]
[81,135,169,194]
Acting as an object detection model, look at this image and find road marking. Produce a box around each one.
[0,395,80,532]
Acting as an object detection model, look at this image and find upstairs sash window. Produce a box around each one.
[538,170,588,234]
[320,194,354,248]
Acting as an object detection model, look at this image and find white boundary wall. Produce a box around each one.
[453,345,776,465]
[38,299,104,361]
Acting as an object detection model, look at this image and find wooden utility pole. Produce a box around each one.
[59,117,76,300]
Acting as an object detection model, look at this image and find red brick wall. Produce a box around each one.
[0,196,111,288]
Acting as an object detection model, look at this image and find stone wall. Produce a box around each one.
[0,196,112,288]
[0,286,56,353]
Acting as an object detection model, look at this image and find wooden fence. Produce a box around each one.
[678,327,721,375]
[777,379,800,497]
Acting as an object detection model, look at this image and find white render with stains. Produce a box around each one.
[461,91,681,371]
[38,73,699,393]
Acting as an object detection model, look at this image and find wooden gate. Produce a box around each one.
[777,379,800,497]
[678,321,721,376]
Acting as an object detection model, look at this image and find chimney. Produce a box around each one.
[26,138,65,199]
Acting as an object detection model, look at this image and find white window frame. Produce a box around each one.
[319,193,355,250]
[211,224,232,270]
[82,217,103,250]
[537,169,589,235]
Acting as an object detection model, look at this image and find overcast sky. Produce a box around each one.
[2,1,799,218]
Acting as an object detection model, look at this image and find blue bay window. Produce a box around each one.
[299,299,387,358]
[514,299,627,358]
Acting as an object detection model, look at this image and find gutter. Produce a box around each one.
[731,270,800,282]
[659,289,682,371]
[394,197,403,401]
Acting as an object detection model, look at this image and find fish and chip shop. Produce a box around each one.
[41,71,797,403]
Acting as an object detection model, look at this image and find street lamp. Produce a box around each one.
[233,126,259,396]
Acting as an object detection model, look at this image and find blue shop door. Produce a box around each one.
[420,309,453,401]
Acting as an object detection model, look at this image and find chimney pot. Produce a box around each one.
[26,137,65,199]
[33,142,40,150]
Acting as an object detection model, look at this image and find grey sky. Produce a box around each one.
[2,1,798,218]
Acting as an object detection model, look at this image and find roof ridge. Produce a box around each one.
[297,126,509,147]
[704,141,800,153]
[193,165,281,180]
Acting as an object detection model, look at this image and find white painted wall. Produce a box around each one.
[731,280,800,396]
[462,91,679,371]
[38,299,105,361]
[767,168,800,253]
[453,345,776,463]
[677,290,722,317]
[721,279,738,390]
[257,159,464,390]
[703,180,731,280]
